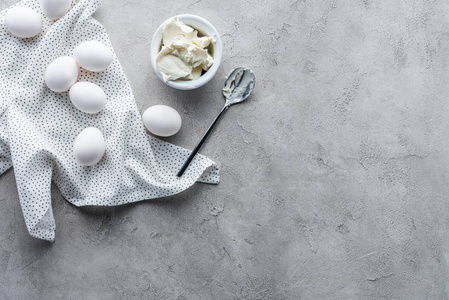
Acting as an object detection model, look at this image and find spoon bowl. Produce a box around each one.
[223,67,256,105]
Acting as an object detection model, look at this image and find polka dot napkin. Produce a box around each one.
[0,0,219,241]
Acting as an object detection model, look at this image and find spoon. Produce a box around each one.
[177,67,256,177]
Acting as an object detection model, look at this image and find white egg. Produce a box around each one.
[44,56,79,92]
[74,41,113,72]
[4,7,42,38]
[40,0,71,20]
[142,105,182,137]
[73,127,106,166]
[69,82,107,114]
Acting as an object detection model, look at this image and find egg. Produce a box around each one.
[40,0,71,20]
[44,56,79,92]
[69,82,107,114]
[142,105,182,137]
[4,7,42,38]
[73,127,106,166]
[74,41,113,72]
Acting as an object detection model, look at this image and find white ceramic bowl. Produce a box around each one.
[150,14,222,90]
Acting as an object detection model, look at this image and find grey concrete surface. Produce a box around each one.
[1,0,449,299]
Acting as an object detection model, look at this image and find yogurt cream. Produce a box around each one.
[156,17,215,82]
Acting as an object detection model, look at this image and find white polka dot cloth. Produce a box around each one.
[0,0,219,241]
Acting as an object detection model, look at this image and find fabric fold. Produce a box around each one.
[0,139,12,175]
[0,99,11,175]
[0,0,219,241]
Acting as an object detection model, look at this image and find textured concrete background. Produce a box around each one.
[1,0,449,299]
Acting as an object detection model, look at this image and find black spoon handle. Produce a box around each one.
[177,104,230,177]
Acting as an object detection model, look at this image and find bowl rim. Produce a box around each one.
[150,14,223,90]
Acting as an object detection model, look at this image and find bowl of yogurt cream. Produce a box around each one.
[150,14,222,90]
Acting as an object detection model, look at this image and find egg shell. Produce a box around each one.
[69,82,107,114]
[44,56,79,92]
[74,41,113,72]
[73,127,106,166]
[5,7,42,38]
[40,0,71,20]
[142,105,182,137]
